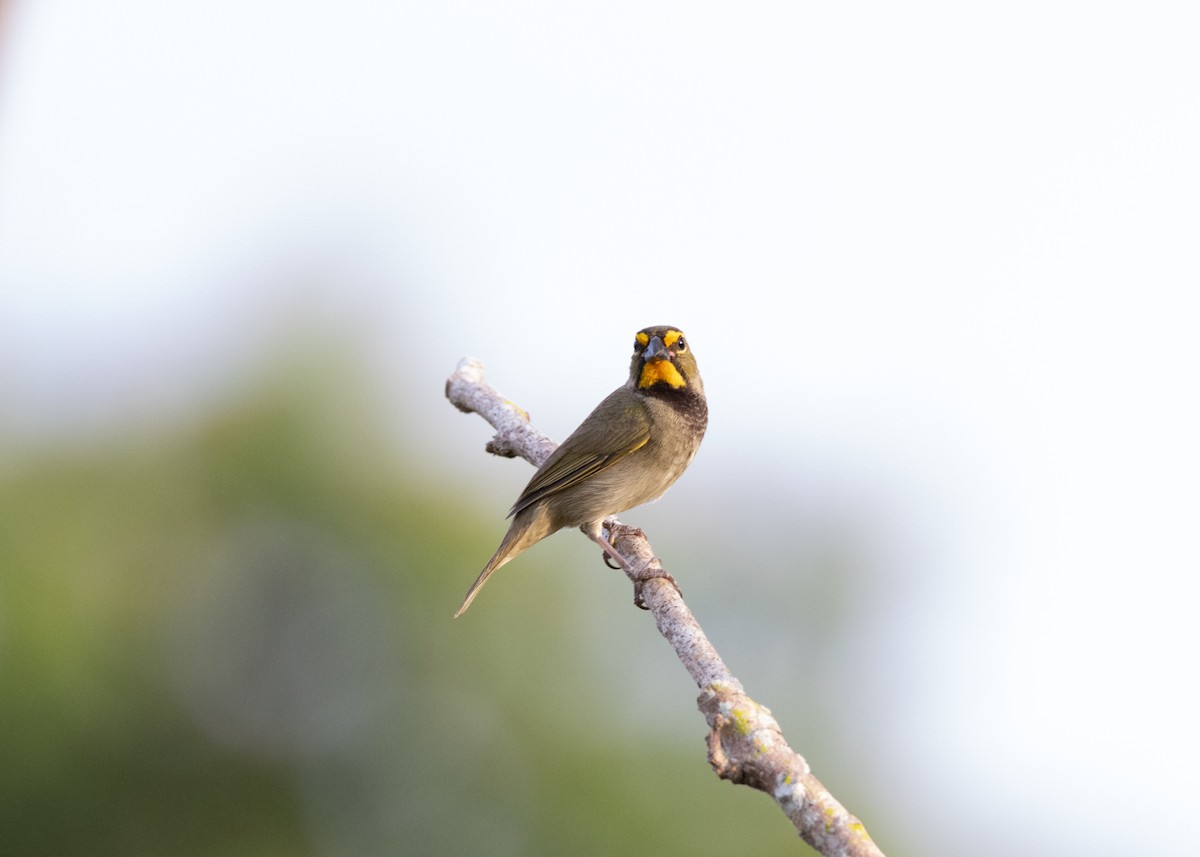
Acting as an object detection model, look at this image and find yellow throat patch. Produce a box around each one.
[639,358,686,389]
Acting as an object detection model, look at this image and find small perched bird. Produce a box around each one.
[454,325,708,617]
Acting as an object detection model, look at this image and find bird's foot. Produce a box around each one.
[630,558,681,611]
[598,522,644,570]
[589,522,679,609]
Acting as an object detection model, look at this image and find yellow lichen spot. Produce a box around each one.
[639,360,686,389]
[730,706,754,736]
[635,331,650,346]
[502,399,530,420]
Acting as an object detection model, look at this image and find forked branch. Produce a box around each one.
[446,357,885,857]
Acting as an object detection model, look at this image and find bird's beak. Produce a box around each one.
[644,335,672,362]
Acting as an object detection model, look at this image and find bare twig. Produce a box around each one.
[446,357,885,857]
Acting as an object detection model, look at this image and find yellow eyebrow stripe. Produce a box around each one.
[663,330,682,347]
[636,332,650,345]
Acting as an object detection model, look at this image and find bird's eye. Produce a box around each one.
[676,337,687,351]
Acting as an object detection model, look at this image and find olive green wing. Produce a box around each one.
[509,388,650,517]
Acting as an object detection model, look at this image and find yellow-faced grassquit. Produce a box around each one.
[454,325,707,616]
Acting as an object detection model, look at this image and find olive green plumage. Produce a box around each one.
[454,325,707,616]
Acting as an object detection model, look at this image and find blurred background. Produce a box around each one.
[2,2,1197,855]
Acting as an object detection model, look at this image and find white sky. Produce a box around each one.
[2,2,1198,854]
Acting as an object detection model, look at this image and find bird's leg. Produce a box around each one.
[593,520,648,568]
[587,525,637,572]
[587,522,681,610]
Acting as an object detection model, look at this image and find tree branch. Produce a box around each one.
[446,357,886,857]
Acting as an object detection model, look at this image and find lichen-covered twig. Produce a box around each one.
[446,357,885,857]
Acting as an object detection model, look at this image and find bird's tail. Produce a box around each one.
[453,547,513,618]
[453,501,556,614]
[453,518,545,617]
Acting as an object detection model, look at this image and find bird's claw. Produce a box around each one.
[599,522,644,570]
[591,521,679,608]
[631,562,681,610]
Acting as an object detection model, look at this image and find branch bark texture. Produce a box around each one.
[446,357,885,857]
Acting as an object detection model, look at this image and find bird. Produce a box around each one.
[454,325,708,617]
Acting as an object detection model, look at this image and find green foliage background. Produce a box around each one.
[0,344,865,856]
